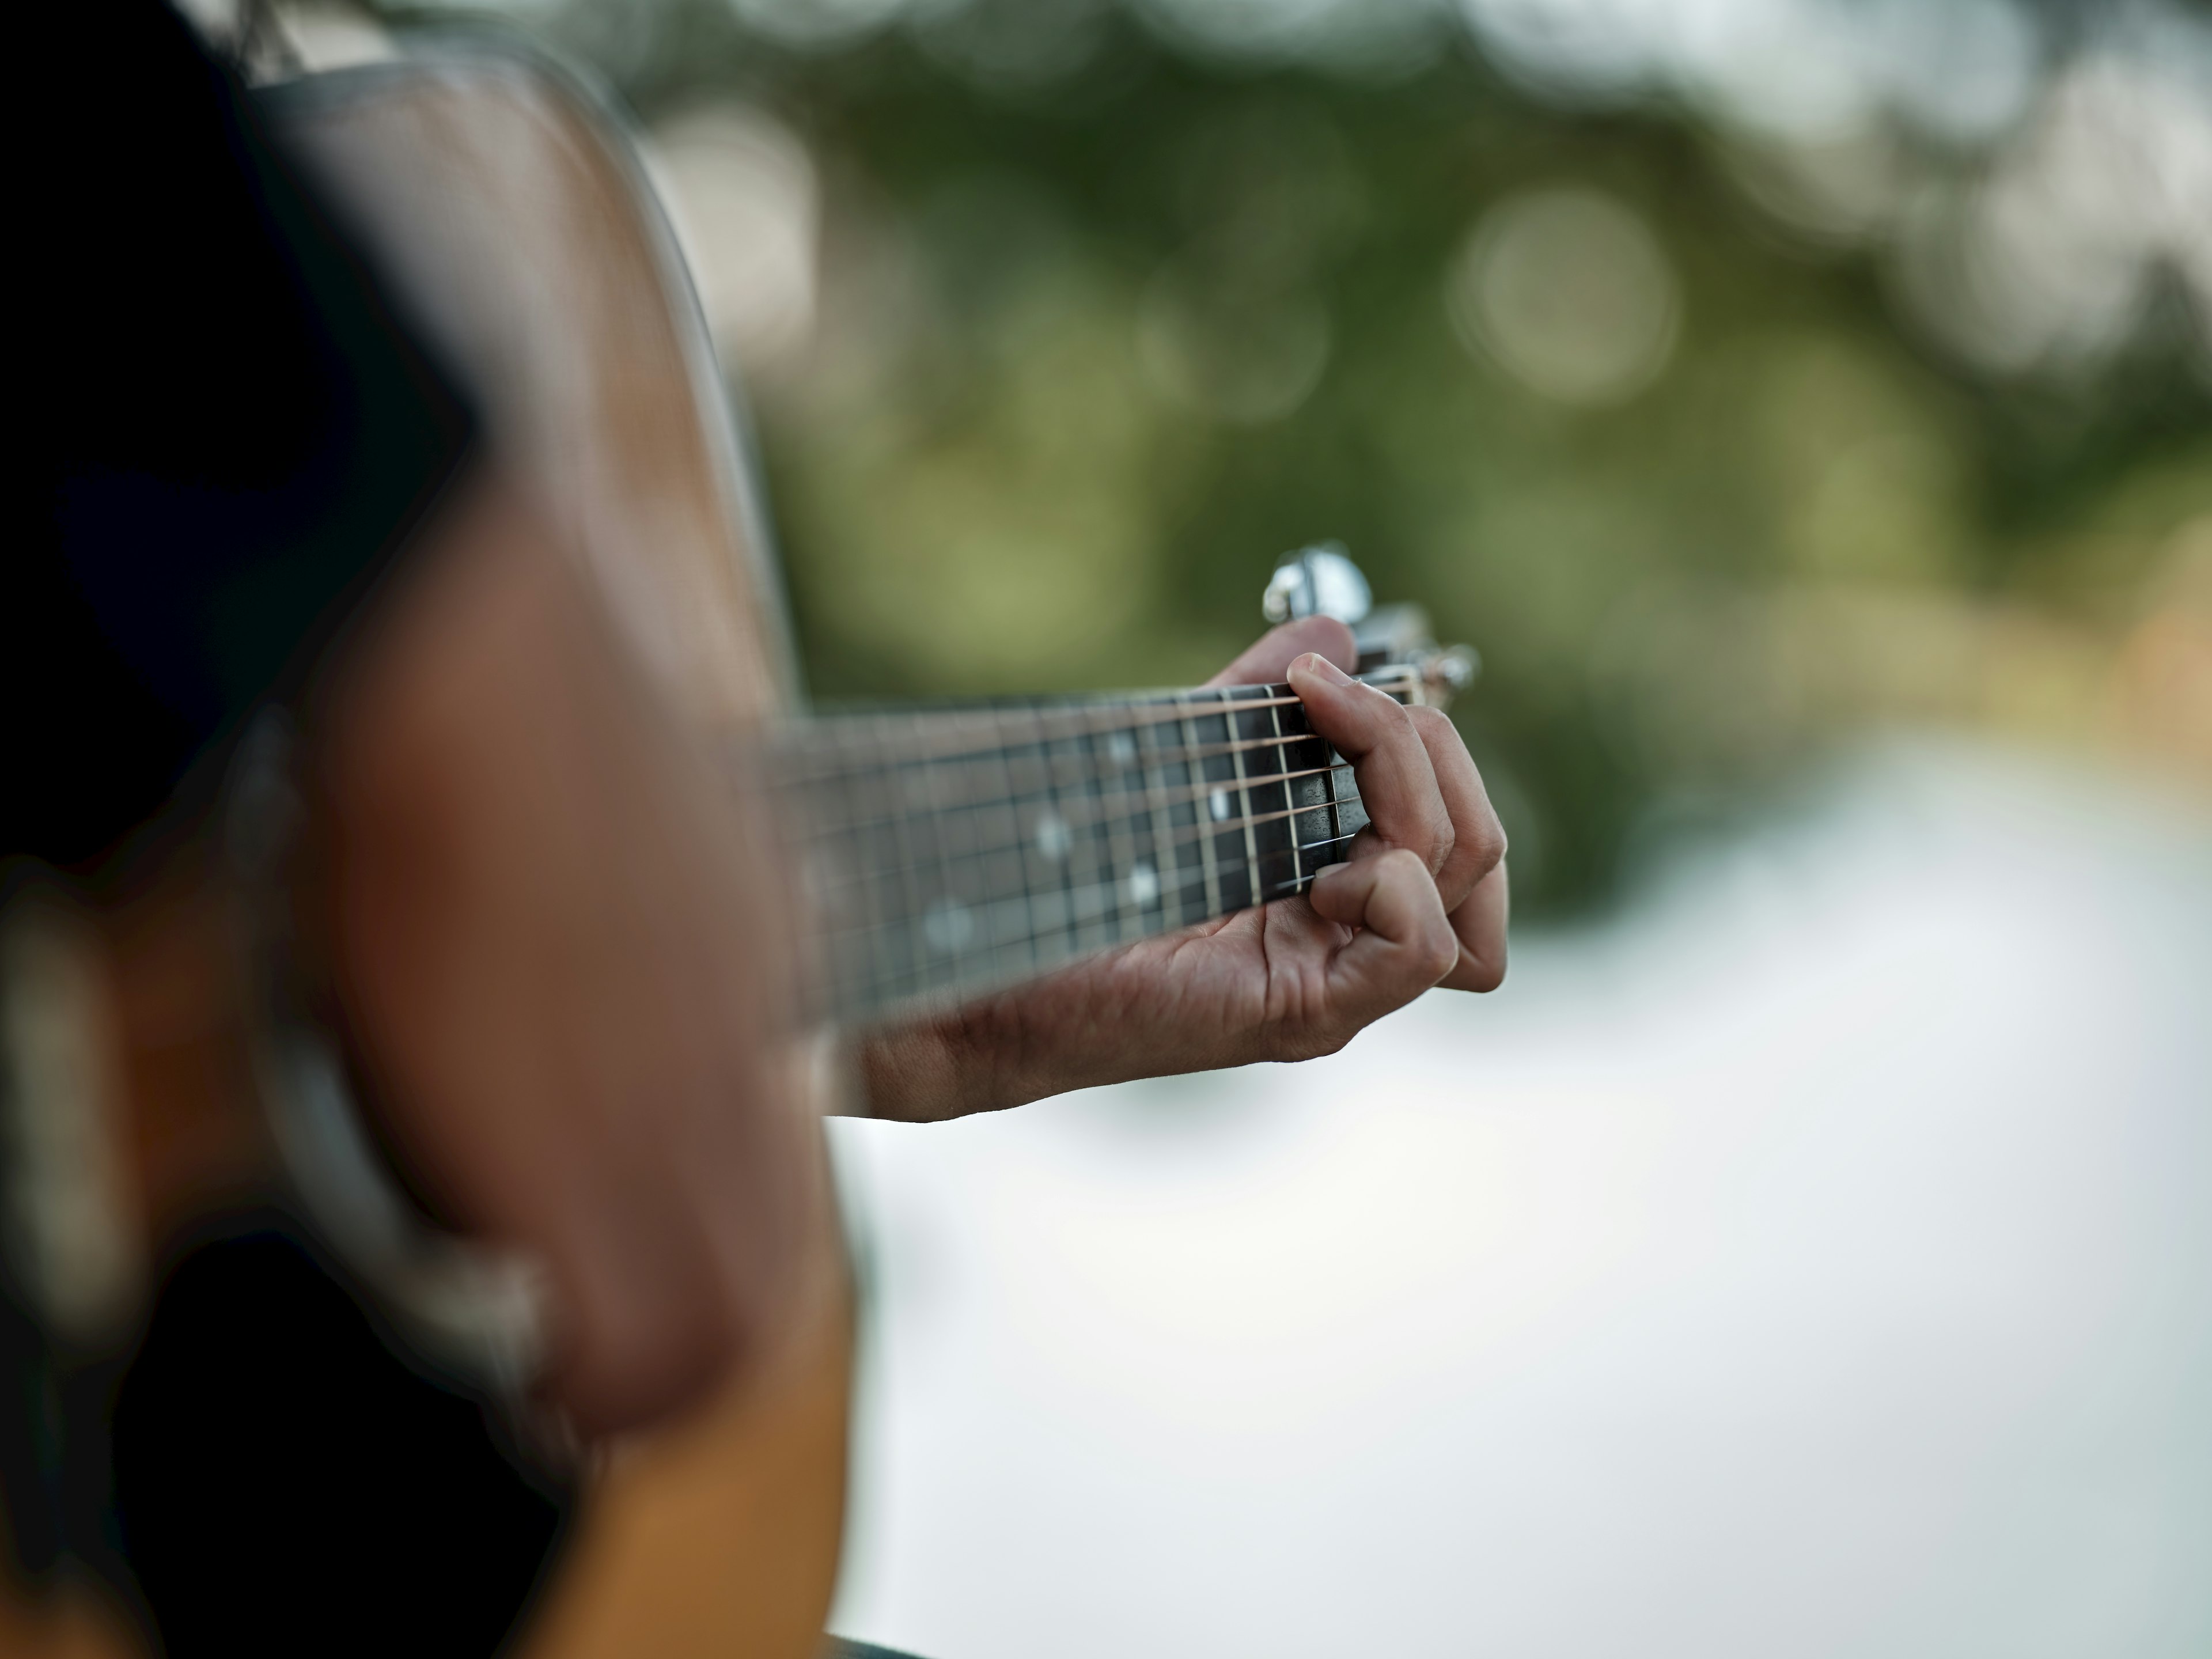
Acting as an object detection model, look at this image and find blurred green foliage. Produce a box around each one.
[416,1,2212,913]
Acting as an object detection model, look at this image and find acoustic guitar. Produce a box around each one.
[0,35,1468,1658]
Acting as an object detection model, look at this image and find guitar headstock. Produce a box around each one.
[1264,543,1480,710]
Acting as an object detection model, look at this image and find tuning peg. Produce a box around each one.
[1263,541,1372,626]
[1420,643,1480,704]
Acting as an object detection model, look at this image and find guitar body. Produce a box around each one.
[3,37,1464,1658]
[263,47,852,1659]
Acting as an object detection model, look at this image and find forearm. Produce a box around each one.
[851,998,1049,1123]
[849,940,1257,1122]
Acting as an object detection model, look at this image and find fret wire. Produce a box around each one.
[894,710,943,1008]
[821,820,1374,1028]
[1323,719,1344,877]
[1269,684,1300,895]
[820,829,1368,1012]
[990,716,1035,981]
[1116,710,1157,941]
[1225,687,1263,915]
[1156,699,1183,931]
[1193,687,1240,914]
[989,708,1027,972]
[1072,721,1115,952]
[1100,738,1135,926]
[927,714,974,988]
[1283,694,1339,896]
[1152,695,1181,931]
[815,771,1363,933]
[878,713,926,1006]
[818,828,1358,950]
[1108,714,1138,941]
[791,717,1415,889]
[1018,702,1063,964]
[781,668,1419,783]
[1183,690,1222,923]
[839,715,877,1007]
[1116,709,1149,940]
[802,744,1361,845]
[786,664,1421,834]
[964,717,1009,982]
[1140,698,1177,932]
[786,665,1430,1014]
[1141,699,1176,938]
[794,702,1406,789]
[1086,722,1129,945]
[833,766,877,1013]
[1045,702,1090,959]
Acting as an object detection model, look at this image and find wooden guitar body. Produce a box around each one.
[3,38,1466,1658]
[263,46,853,1659]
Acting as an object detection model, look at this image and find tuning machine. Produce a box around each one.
[1264,543,1480,710]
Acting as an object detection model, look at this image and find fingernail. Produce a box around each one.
[1313,859,1349,879]
[1295,653,1353,687]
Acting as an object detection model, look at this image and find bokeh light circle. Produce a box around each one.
[1446,187,1681,407]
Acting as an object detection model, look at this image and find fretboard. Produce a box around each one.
[774,667,1419,1027]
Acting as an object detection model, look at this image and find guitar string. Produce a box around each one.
[774,677,1413,889]
[815,804,1368,993]
[830,839,1366,1012]
[783,687,1411,835]
[791,668,1415,765]
[778,673,1419,1009]
[825,835,1350,956]
[789,725,1348,801]
[773,669,1419,782]
[797,721,1377,933]
[796,754,1358,852]
[804,771,1368,910]
[794,665,1414,745]
[828,830,1368,1009]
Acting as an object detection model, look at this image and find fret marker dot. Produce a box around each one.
[1035,812,1070,861]
[923,898,975,955]
[1210,789,1232,821]
[1127,862,1159,907]
[1108,733,1137,767]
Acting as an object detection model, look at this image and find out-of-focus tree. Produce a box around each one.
[379,0,2212,911]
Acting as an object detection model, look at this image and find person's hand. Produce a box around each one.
[855,616,1509,1121]
[306,469,830,1438]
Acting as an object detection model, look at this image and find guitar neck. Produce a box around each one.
[775,666,1421,1027]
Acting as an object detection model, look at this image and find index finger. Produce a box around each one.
[1286,653,1455,874]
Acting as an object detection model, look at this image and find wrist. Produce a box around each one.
[853,987,1135,1122]
[853,1001,1039,1123]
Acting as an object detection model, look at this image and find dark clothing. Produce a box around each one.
[5,8,567,1654]
[112,1225,567,1659]
[12,0,472,869]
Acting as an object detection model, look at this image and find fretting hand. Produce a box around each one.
[855,616,1509,1121]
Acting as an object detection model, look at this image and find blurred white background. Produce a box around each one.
[826,743,2212,1659]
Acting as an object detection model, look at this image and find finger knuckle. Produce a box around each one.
[1384,846,1428,878]
[1267,1022,1348,1063]
[1304,1029,1353,1062]
[1469,810,1508,874]
[1420,928,1460,983]
[1429,806,1458,867]
[1408,704,1454,739]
